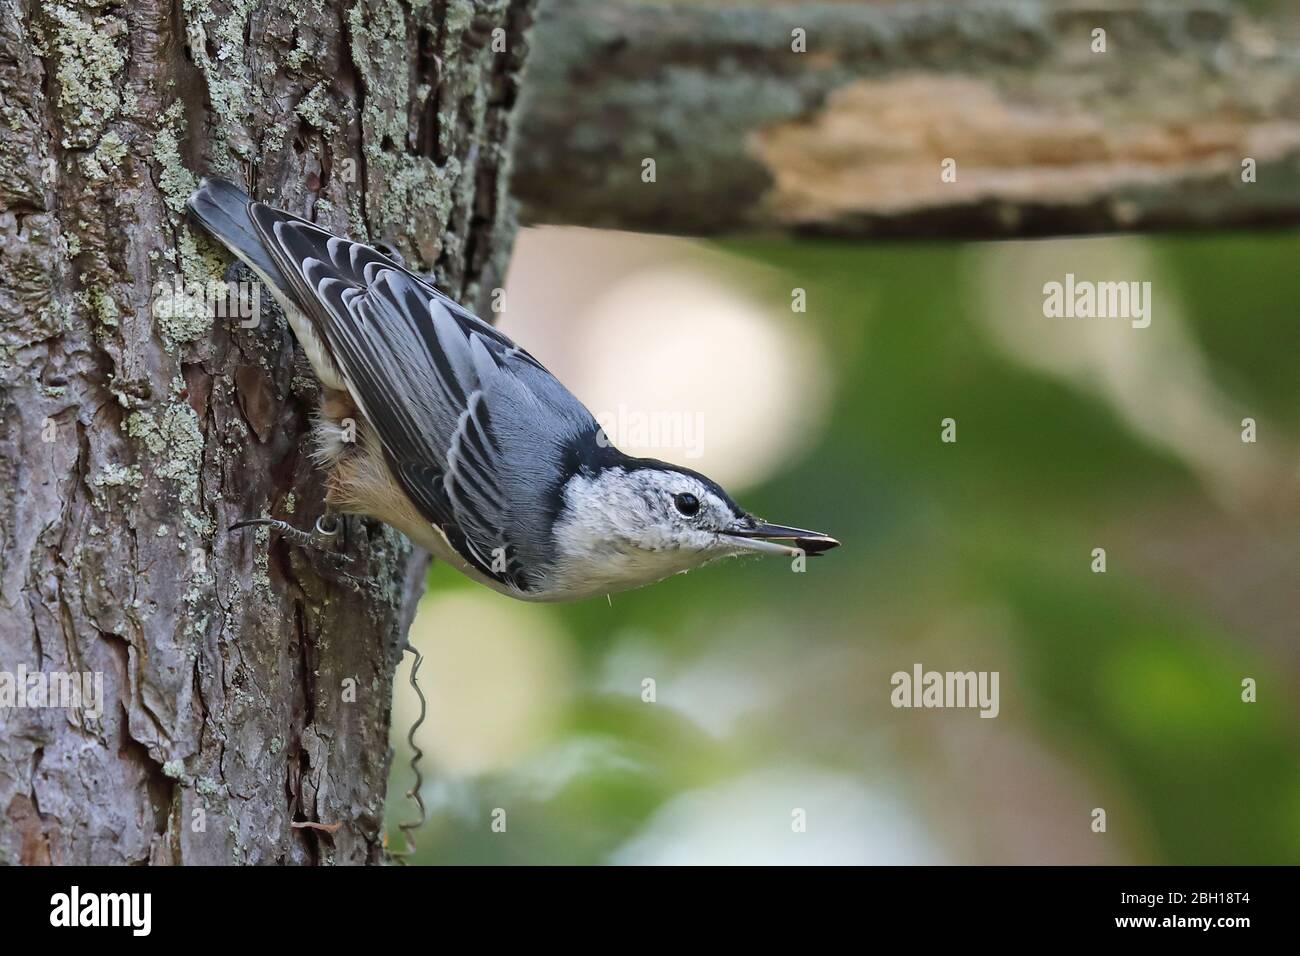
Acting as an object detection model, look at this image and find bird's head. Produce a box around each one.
[547,457,838,597]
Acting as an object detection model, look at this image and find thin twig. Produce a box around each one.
[388,640,428,863]
[292,820,342,834]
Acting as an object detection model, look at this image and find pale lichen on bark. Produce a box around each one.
[1,0,535,865]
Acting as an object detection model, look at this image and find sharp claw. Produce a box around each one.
[229,517,273,532]
[230,515,353,564]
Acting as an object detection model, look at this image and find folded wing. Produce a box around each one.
[248,204,595,593]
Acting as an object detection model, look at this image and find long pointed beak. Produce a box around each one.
[722,519,841,557]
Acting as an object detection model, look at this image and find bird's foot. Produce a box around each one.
[230,514,354,566]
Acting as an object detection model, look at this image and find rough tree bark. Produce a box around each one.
[517,0,1300,238]
[0,0,532,865]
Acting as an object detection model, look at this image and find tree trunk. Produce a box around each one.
[0,0,533,865]
[516,0,1300,238]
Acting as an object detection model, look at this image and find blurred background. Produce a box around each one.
[386,0,1300,865]
[385,225,1300,864]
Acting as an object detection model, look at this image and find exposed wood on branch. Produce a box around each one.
[516,0,1300,238]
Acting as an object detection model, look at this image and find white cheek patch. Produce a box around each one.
[544,468,753,599]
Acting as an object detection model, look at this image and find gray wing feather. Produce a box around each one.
[249,207,595,591]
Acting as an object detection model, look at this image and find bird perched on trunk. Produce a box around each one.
[187,178,838,602]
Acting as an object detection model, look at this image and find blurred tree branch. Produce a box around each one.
[516,0,1300,238]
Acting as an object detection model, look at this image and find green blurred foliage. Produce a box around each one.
[391,229,1300,865]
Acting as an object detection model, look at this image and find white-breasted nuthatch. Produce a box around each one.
[187,178,839,602]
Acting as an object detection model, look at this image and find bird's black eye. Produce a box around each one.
[673,492,700,517]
